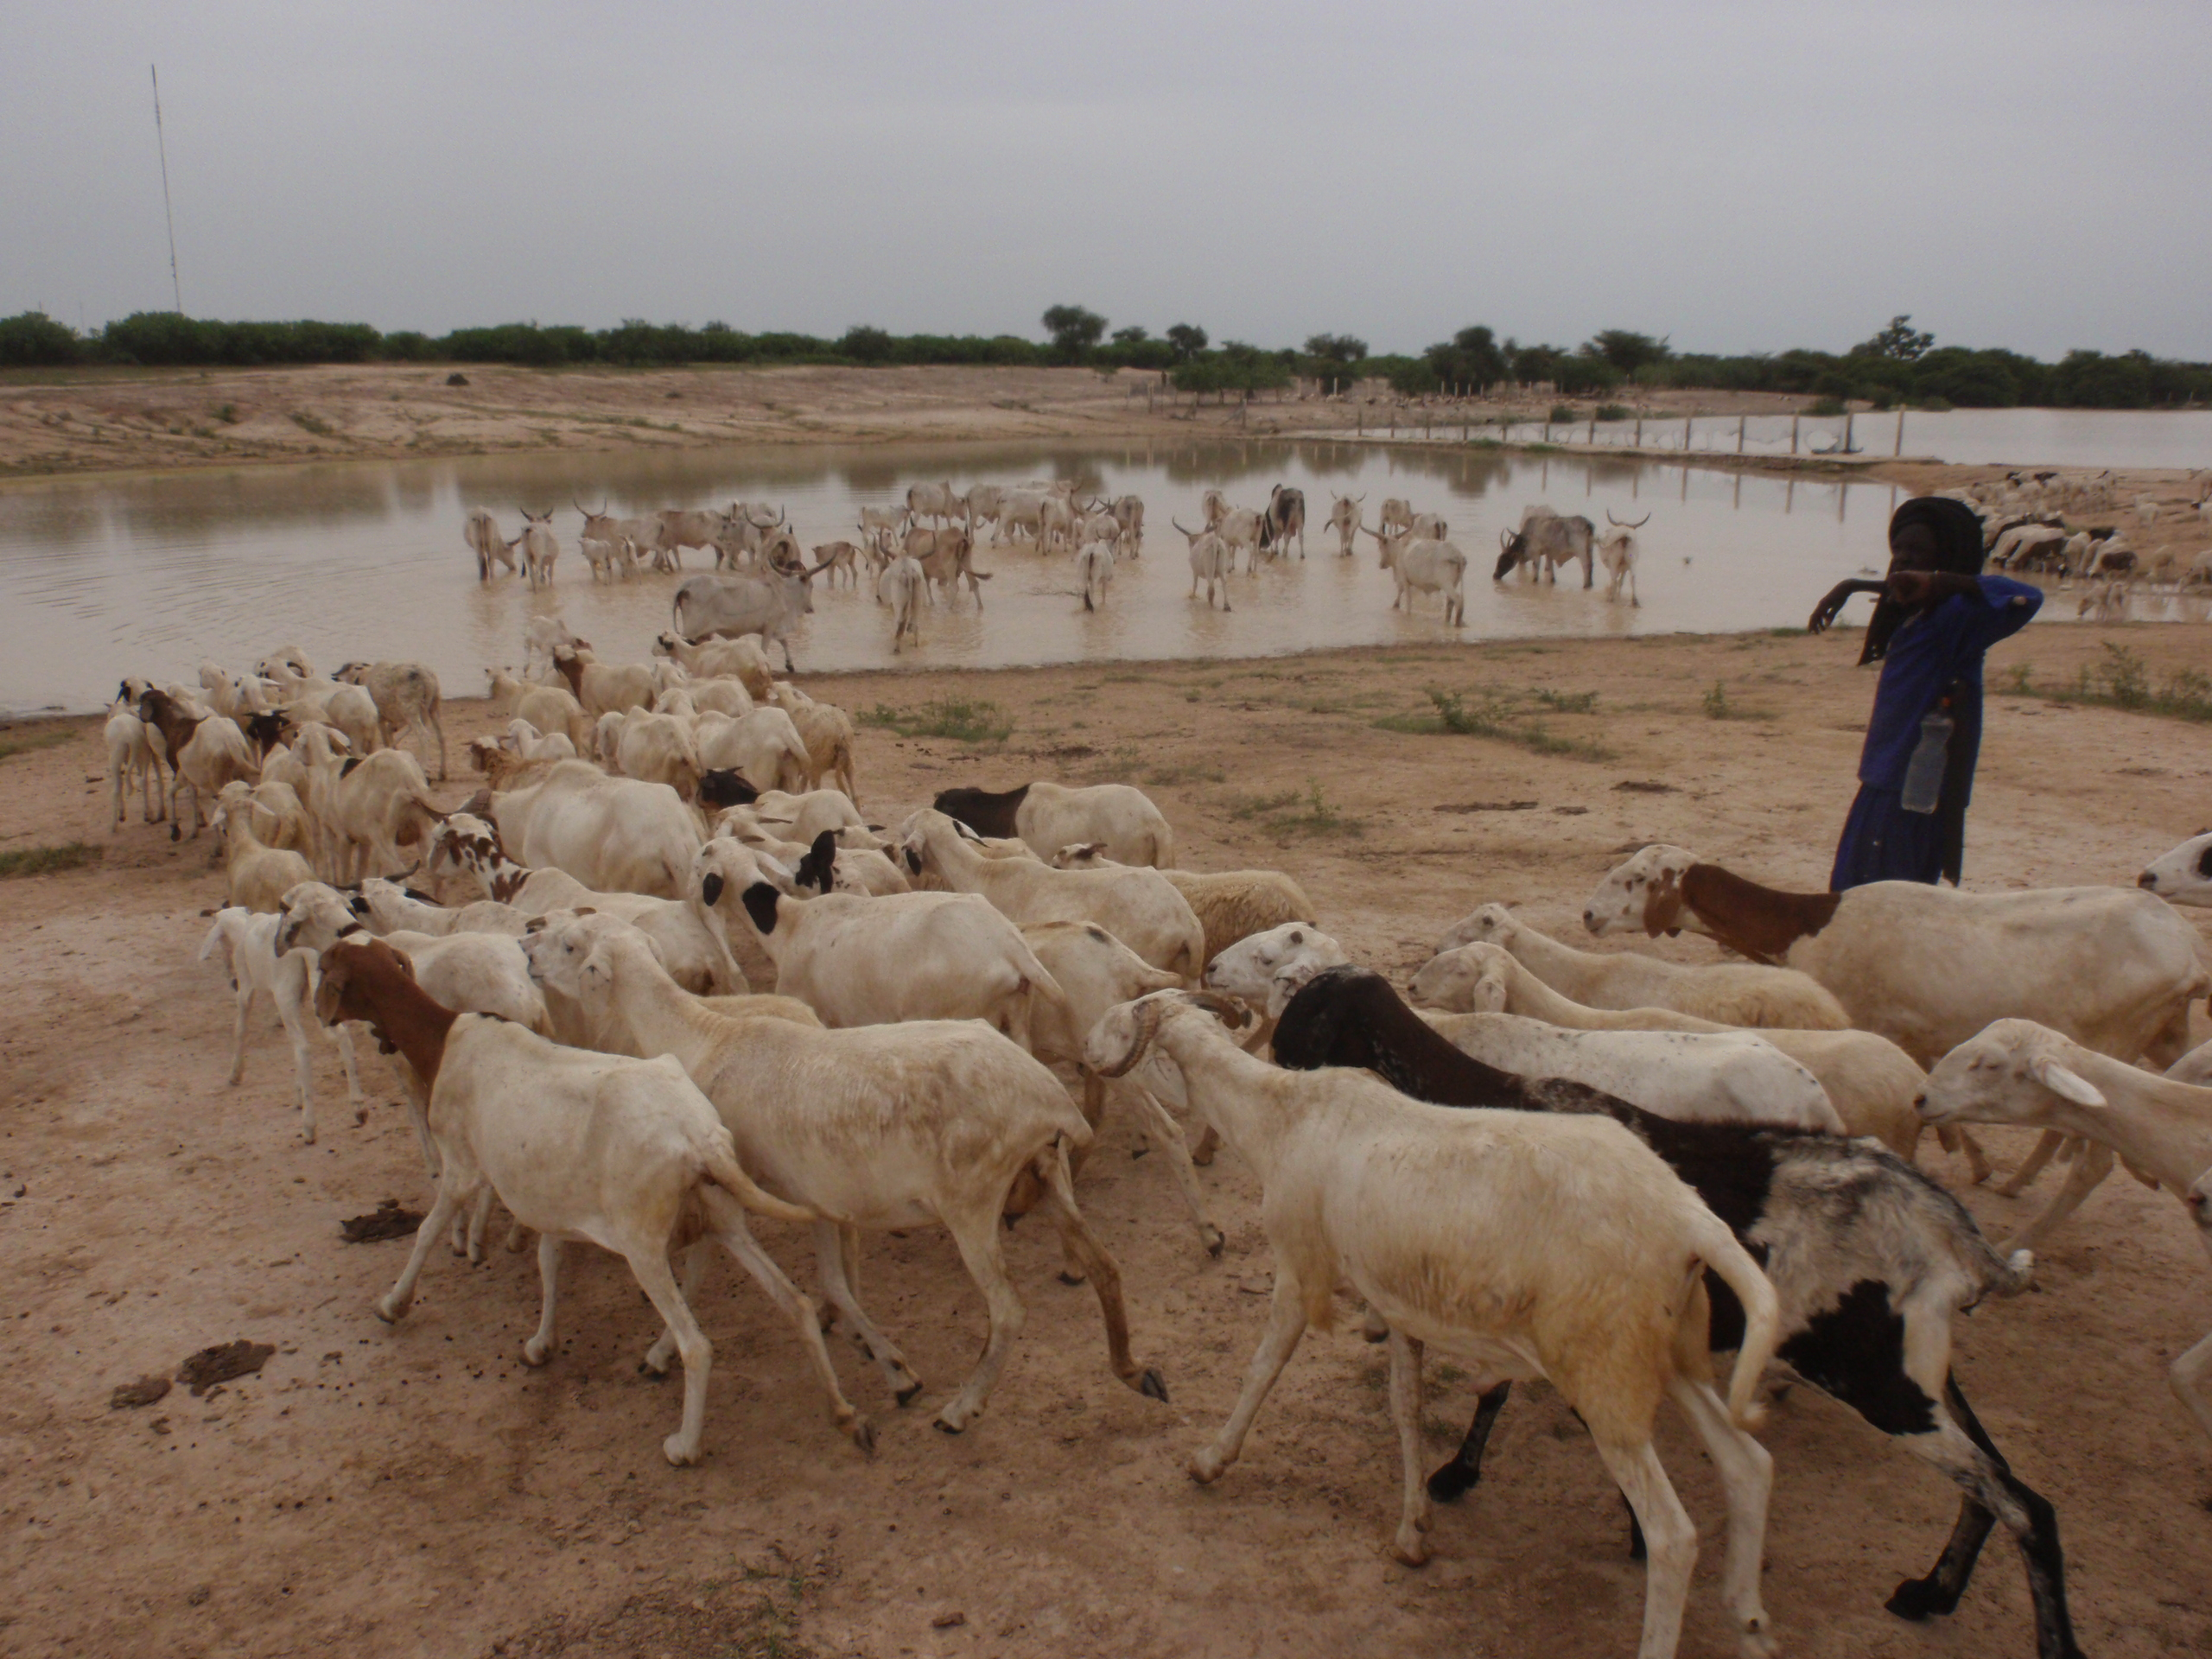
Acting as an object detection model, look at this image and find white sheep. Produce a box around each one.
[651,630,773,698]
[904,810,1203,977]
[1443,903,1850,1029]
[2139,831,2212,906]
[311,936,863,1465]
[1920,1019,2212,1442]
[210,791,317,914]
[692,840,1060,1047]
[523,914,1166,1433]
[197,907,363,1144]
[692,707,812,795]
[332,660,447,781]
[1085,990,1780,1657]
[763,684,859,798]
[933,780,1176,868]
[467,759,703,899]
[486,668,594,752]
[105,698,163,825]
[1409,941,1928,1158]
[1048,845,1317,966]
[137,689,260,839]
[293,724,442,883]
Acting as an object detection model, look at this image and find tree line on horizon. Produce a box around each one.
[1,304,2204,411]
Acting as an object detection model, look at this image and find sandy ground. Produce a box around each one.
[3,620,2210,1657]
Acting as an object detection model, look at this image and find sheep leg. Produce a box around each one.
[226,981,253,1089]
[1189,1123,1220,1166]
[811,1218,922,1405]
[1935,1123,1993,1184]
[1032,1136,1166,1403]
[523,1236,564,1365]
[331,1020,366,1120]
[618,1241,715,1466]
[1592,1435,1697,1659]
[698,1185,872,1453]
[2170,1329,2212,1444]
[2000,1141,2113,1255]
[1427,1382,1513,1502]
[1190,1269,1309,1484]
[1890,1377,2079,1659]
[272,955,320,1146]
[931,1200,1028,1433]
[644,1240,715,1373]
[377,1170,473,1323]
[1668,1375,1775,1655]
[1997,1130,2068,1197]
[1385,1329,1433,1566]
[1123,1084,1223,1256]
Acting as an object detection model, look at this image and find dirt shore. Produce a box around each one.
[3,620,2209,1658]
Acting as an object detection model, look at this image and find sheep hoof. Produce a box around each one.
[1137,1368,1168,1403]
[848,1415,878,1456]
[1187,1450,1227,1484]
[932,1414,967,1436]
[1057,1271,1086,1287]
[661,1433,702,1467]
[373,1296,406,1325]
[170,824,181,842]
[1390,1535,1429,1568]
[1425,1460,1478,1504]
[524,1338,552,1367]
[894,1380,925,1408]
[1203,1228,1224,1258]
[1883,1575,1954,1623]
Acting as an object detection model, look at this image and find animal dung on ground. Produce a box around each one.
[1433,800,1538,814]
[176,1339,276,1397]
[340,1199,425,1243]
[1613,779,1678,794]
[109,1374,172,1410]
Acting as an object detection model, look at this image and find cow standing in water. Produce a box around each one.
[1262,486,1307,559]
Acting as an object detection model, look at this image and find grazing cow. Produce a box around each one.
[995,490,1047,545]
[518,510,560,590]
[671,556,834,672]
[573,500,656,573]
[858,504,908,562]
[1213,506,1266,574]
[1173,518,1233,611]
[1327,494,1363,556]
[1262,486,1306,559]
[1038,494,1077,557]
[464,508,517,581]
[1599,512,1647,605]
[652,509,741,573]
[1495,508,1596,588]
[1377,497,1414,537]
[810,541,863,588]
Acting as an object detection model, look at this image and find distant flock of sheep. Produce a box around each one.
[1954,469,2212,618]
[455,476,1651,656]
[90,575,2212,1659]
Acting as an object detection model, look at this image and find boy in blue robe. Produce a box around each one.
[1808,497,2042,890]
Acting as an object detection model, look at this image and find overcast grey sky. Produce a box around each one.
[6,2,2208,359]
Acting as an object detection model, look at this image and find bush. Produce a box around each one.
[1548,404,1578,424]
[1804,395,1848,416]
[1594,404,1630,422]
[859,699,1013,743]
[0,311,83,367]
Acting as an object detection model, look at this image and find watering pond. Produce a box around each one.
[1,437,2189,715]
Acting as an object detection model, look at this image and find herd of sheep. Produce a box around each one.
[85,525,2212,1659]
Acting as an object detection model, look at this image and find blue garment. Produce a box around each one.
[1831,575,2041,891]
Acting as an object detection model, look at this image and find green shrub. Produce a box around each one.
[1594,404,1630,422]
[1548,404,1578,424]
[859,698,1014,743]
[1804,395,1848,416]
[0,842,99,879]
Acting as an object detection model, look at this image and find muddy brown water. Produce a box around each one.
[1,438,2178,715]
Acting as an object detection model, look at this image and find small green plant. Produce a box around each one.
[0,842,99,879]
[1594,404,1630,423]
[1998,646,2212,723]
[859,697,1014,743]
[1228,782,1363,839]
[214,403,239,423]
[1703,681,1732,720]
[1548,404,1578,424]
[1376,689,1615,760]
[1804,395,1848,417]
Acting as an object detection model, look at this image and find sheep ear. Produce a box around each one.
[2032,1058,2107,1109]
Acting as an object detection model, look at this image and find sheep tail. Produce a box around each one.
[1690,1208,1782,1431]
[702,1144,817,1226]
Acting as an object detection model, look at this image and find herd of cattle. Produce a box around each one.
[457,479,1654,658]
[90,582,2212,1657]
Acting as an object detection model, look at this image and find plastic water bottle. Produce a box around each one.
[1900,710,1954,813]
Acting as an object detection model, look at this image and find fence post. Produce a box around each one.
[1843,411,1854,454]
[1683,414,1693,451]
[1542,422,1551,443]
[1586,416,1595,445]
[1737,415,1745,455]
[1894,409,1904,457]
[1634,416,1643,448]
[1790,414,1800,455]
